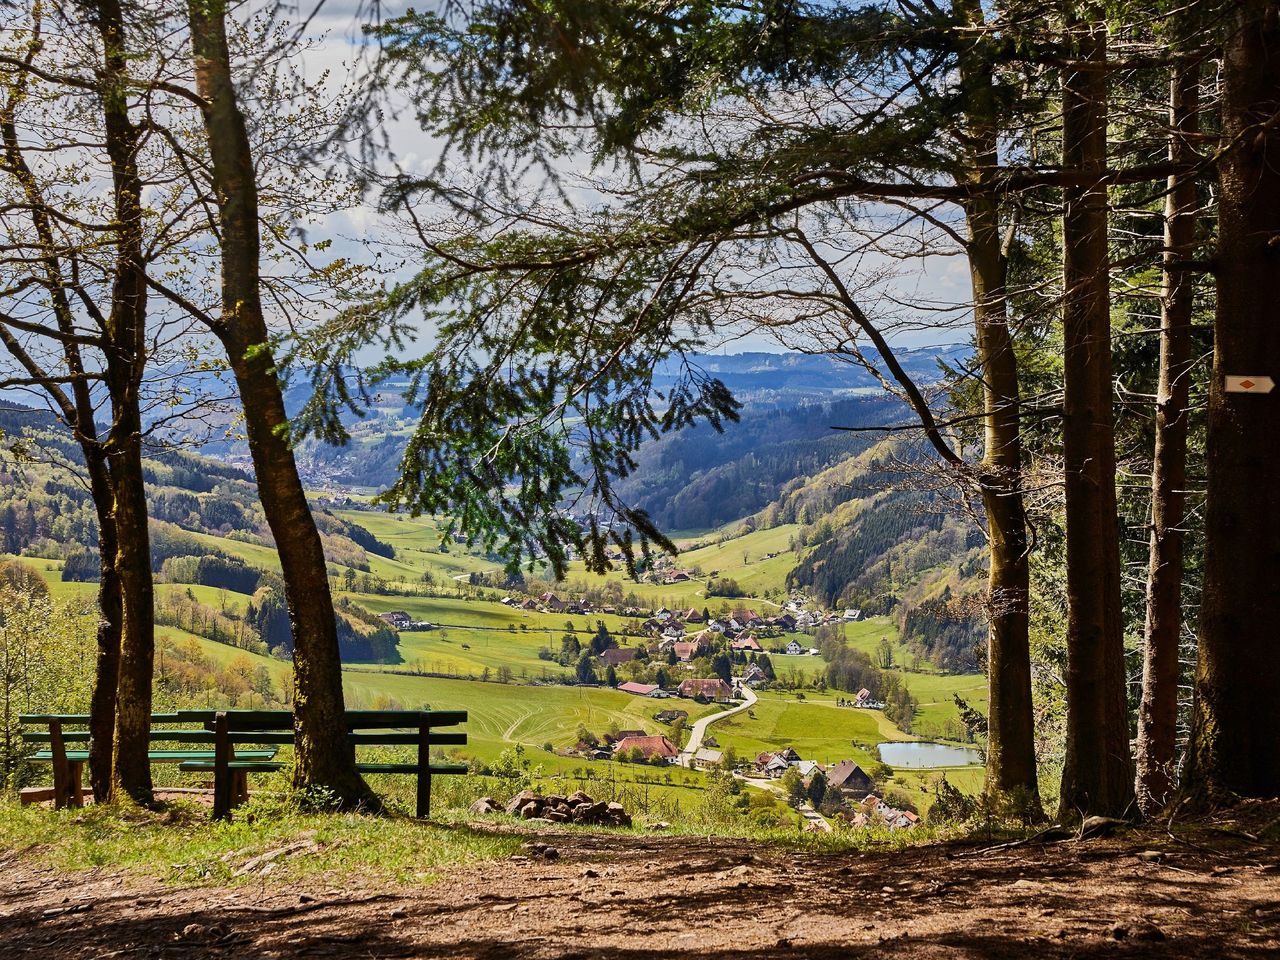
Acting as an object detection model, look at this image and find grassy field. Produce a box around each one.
[7,505,988,817]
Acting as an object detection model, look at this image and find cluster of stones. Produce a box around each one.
[470,790,633,827]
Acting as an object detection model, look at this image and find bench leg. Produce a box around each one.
[232,770,249,808]
[416,718,431,819]
[69,761,85,808]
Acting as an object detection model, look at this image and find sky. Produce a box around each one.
[276,0,974,357]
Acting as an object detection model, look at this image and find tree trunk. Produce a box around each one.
[966,172,1039,813]
[86,449,121,803]
[955,0,1040,812]
[1057,9,1135,820]
[1135,56,1199,816]
[1185,0,1280,802]
[186,0,373,806]
[97,0,154,805]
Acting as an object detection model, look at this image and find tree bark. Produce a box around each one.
[96,0,154,805]
[1057,8,1135,820]
[1135,55,1199,816]
[1185,0,1280,802]
[955,0,1040,813]
[186,0,373,806]
[86,449,122,803]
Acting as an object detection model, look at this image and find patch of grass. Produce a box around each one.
[0,799,521,887]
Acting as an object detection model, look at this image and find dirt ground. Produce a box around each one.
[3,817,1279,959]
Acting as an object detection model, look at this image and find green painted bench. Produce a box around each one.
[20,708,469,820]
[19,712,281,810]
[169,709,469,819]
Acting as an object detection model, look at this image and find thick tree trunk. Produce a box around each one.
[107,441,153,803]
[967,199,1040,810]
[954,0,1041,811]
[97,0,154,805]
[1185,0,1280,802]
[85,451,121,803]
[187,0,373,806]
[1057,10,1135,820]
[1135,59,1199,816]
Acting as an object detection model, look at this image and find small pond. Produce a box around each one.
[877,741,983,768]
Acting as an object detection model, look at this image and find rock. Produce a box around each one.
[1136,850,1164,863]
[505,790,541,816]
[568,791,593,805]
[545,794,567,807]
[469,797,500,815]
[390,907,408,920]
[542,847,560,861]
[519,801,543,820]
[582,868,599,878]
[1079,815,1129,839]
[545,810,570,823]
[1110,919,1164,942]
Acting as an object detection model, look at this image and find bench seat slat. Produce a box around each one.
[357,762,471,775]
[33,749,277,763]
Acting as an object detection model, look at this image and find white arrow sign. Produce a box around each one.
[1224,375,1275,394]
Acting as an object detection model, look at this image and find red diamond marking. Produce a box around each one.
[1240,379,1256,390]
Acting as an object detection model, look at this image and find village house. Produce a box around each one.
[682,607,704,623]
[678,677,734,701]
[617,681,660,697]
[654,709,688,724]
[538,592,566,612]
[741,664,767,686]
[785,639,804,656]
[378,611,412,629]
[692,747,723,769]
[771,613,797,632]
[826,759,877,798]
[731,635,762,652]
[612,734,679,762]
[842,608,865,622]
[706,619,727,634]
[600,647,640,668]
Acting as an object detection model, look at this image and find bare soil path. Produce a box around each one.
[3,820,1279,958]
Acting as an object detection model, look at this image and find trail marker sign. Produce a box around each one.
[1224,375,1275,394]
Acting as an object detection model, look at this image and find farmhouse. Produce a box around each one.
[654,709,688,724]
[731,635,762,652]
[693,748,723,769]
[538,592,566,612]
[378,611,412,629]
[741,664,767,686]
[613,735,679,761]
[600,647,640,668]
[682,607,704,623]
[826,759,877,798]
[785,639,804,655]
[617,681,660,697]
[678,678,734,701]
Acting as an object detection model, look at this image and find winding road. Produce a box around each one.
[678,683,758,766]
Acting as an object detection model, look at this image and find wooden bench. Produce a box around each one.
[20,708,468,820]
[170,709,469,820]
[18,712,280,810]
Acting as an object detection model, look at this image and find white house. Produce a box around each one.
[785,639,804,656]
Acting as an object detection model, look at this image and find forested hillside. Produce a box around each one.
[611,396,902,530]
